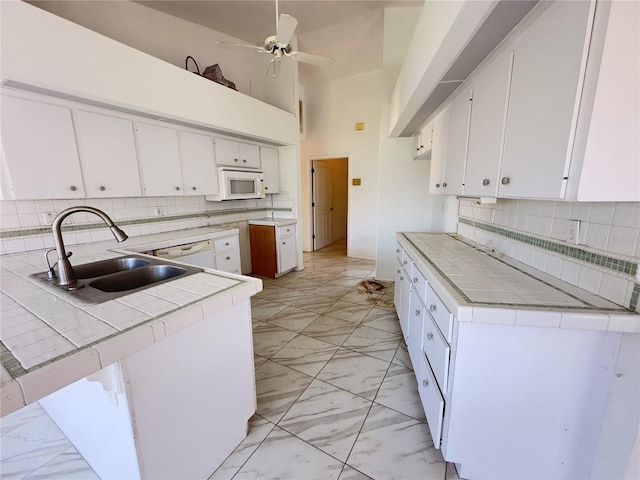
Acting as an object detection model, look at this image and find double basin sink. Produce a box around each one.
[32,255,202,304]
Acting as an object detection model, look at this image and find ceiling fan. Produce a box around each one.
[216,0,333,76]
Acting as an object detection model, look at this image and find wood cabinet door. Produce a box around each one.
[499,0,593,199]
[464,52,513,197]
[136,123,184,196]
[1,95,85,199]
[249,224,277,278]
[442,88,471,196]
[75,110,141,198]
[180,131,218,195]
[260,147,280,194]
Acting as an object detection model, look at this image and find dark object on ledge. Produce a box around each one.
[185,57,238,91]
[203,64,237,91]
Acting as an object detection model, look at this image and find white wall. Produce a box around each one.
[300,71,383,260]
[27,0,296,113]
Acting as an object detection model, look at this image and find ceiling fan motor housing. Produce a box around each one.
[264,35,292,55]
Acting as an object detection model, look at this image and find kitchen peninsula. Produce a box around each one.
[0,226,260,479]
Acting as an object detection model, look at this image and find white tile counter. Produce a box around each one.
[0,226,262,417]
[398,232,639,332]
[248,217,297,227]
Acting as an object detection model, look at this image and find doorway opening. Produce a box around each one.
[311,158,348,252]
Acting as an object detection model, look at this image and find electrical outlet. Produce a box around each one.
[568,220,580,245]
[154,207,164,217]
[42,212,56,226]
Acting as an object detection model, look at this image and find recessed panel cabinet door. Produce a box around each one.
[278,236,297,273]
[136,123,184,196]
[499,0,593,199]
[0,95,85,199]
[180,131,218,195]
[75,110,141,198]
[429,111,448,194]
[260,147,279,194]
[442,89,471,196]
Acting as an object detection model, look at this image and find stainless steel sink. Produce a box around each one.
[90,265,187,292]
[31,255,202,304]
[73,256,150,279]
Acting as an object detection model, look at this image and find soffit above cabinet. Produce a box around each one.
[390,0,538,137]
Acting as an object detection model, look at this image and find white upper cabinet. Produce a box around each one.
[429,111,448,195]
[498,1,593,199]
[0,95,85,200]
[214,138,261,169]
[74,110,141,198]
[260,147,280,194]
[179,131,218,196]
[136,123,184,196]
[464,52,514,197]
[413,123,433,160]
[441,89,471,196]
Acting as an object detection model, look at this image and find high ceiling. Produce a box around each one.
[136,0,423,83]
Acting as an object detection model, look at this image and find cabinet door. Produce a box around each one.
[213,138,240,167]
[75,110,141,198]
[399,266,412,342]
[464,52,514,197]
[442,89,471,195]
[408,288,425,370]
[394,258,403,311]
[499,1,593,199]
[260,147,280,194]
[249,224,277,277]
[278,236,297,273]
[412,133,423,159]
[136,123,184,196]
[238,143,260,169]
[180,131,218,195]
[429,111,448,194]
[0,95,85,199]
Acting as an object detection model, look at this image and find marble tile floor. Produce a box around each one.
[0,239,461,480]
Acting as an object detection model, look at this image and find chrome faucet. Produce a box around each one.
[50,206,128,288]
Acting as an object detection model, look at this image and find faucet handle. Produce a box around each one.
[45,249,72,279]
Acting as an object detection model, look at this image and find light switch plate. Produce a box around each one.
[352,178,362,186]
[568,220,580,244]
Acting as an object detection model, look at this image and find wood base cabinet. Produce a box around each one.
[249,222,297,278]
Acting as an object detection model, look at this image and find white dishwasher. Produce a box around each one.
[153,240,215,269]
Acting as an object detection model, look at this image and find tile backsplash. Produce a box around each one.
[0,193,296,255]
[457,199,640,313]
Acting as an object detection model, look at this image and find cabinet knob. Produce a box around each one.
[234,158,239,162]
[192,186,197,191]
[396,249,400,253]
[430,304,437,313]
[99,186,106,191]
[265,187,269,190]
[442,182,447,187]
[501,177,510,185]
[435,183,441,188]
[482,178,490,186]
[175,186,180,191]
[242,159,247,163]
[400,276,403,281]
[413,277,418,283]
[69,186,77,191]
[282,242,286,245]
[415,309,420,316]
[427,332,434,341]
[226,256,230,260]
[225,242,229,246]
[403,260,407,265]
[423,379,429,388]
[397,270,400,274]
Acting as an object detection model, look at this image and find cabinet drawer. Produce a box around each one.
[422,312,450,394]
[410,264,428,299]
[215,250,240,273]
[213,235,238,252]
[395,243,403,262]
[278,224,296,238]
[401,250,412,270]
[417,353,444,450]
[426,286,453,342]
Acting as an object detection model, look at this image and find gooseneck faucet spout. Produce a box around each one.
[52,206,128,288]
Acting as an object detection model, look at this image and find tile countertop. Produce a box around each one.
[0,226,262,417]
[248,218,297,227]
[398,233,640,333]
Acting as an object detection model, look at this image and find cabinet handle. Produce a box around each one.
[430,304,437,313]
[442,182,448,187]
[427,332,434,341]
[501,176,510,185]
[226,256,230,260]
[415,309,420,316]
[225,242,229,246]
[403,260,407,266]
[423,379,429,388]
[99,186,106,191]
[234,158,239,162]
[175,186,180,191]
[70,186,77,191]
[192,186,197,191]
[435,183,440,188]
[413,277,418,283]
[482,178,490,186]
[242,159,247,163]
[396,249,400,253]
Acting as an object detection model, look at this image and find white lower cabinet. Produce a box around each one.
[416,352,445,450]
[277,225,297,274]
[212,234,240,274]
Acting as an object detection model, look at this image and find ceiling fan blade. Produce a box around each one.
[276,14,297,46]
[216,41,264,53]
[290,51,333,66]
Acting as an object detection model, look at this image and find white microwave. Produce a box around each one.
[206,167,265,201]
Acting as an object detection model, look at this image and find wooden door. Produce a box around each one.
[312,164,332,250]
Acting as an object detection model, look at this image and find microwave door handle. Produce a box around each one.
[257,179,264,196]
